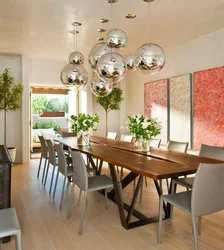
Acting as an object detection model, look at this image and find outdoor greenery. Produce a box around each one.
[33,120,60,132]
[32,95,69,115]
[0,68,23,145]
[126,114,161,140]
[96,86,124,135]
[70,113,100,133]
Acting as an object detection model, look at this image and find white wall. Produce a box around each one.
[0,55,23,162]
[125,28,224,117]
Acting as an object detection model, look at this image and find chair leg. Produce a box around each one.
[37,156,42,178]
[105,189,108,210]
[120,167,123,182]
[49,165,56,194]
[79,191,87,235]
[133,178,136,195]
[53,170,59,200]
[116,165,119,173]
[15,231,23,250]
[60,176,67,210]
[170,181,176,219]
[158,197,164,244]
[198,216,202,236]
[42,158,48,184]
[67,183,75,219]
[159,179,163,194]
[145,176,148,187]
[44,161,50,186]
[166,179,169,192]
[192,216,199,250]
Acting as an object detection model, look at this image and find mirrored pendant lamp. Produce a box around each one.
[96,0,127,84]
[90,73,113,97]
[61,22,88,88]
[135,0,165,75]
[88,19,111,70]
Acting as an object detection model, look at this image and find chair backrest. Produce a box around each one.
[55,143,67,175]
[62,131,77,138]
[149,138,161,148]
[107,132,117,140]
[199,144,224,161]
[192,163,224,217]
[46,139,57,165]
[70,150,88,191]
[120,134,133,142]
[167,140,189,153]
[39,135,48,158]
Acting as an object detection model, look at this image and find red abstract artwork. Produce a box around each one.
[194,66,224,150]
[144,79,168,144]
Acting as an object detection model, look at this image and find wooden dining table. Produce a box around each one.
[55,136,224,230]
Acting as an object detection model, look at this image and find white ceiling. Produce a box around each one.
[0,0,224,62]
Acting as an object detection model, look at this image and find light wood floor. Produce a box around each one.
[1,160,224,250]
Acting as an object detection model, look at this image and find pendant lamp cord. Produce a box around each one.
[110,2,113,54]
[148,1,151,43]
[75,25,78,51]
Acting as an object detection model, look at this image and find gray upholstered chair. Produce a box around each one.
[149,138,161,148]
[67,150,113,235]
[163,140,189,192]
[172,144,224,189]
[45,139,59,194]
[120,134,133,142]
[167,140,189,153]
[37,135,49,183]
[53,143,73,210]
[0,208,23,250]
[158,163,224,250]
[107,132,117,140]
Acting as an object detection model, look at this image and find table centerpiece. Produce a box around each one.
[70,113,100,145]
[126,114,161,152]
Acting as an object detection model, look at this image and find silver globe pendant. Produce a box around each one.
[106,28,127,49]
[125,55,138,72]
[60,63,88,88]
[88,42,111,70]
[90,74,113,97]
[96,52,127,83]
[69,51,84,65]
[135,43,166,75]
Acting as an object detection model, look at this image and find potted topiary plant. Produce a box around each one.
[0,68,23,162]
[96,86,124,135]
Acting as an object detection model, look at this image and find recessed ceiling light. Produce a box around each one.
[70,30,79,35]
[106,0,118,3]
[143,0,155,2]
[97,28,106,32]
[97,38,104,41]
[72,22,82,26]
[125,14,136,19]
[100,18,109,23]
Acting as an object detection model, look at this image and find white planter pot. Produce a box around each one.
[8,147,17,163]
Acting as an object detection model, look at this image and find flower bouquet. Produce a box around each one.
[70,113,100,145]
[126,114,161,151]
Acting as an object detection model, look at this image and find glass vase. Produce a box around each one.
[142,139,150,152]
[133,138,142,151]
[77,132,89,146]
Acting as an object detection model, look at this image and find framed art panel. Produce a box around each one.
[144,79,168,144]
[169,74,192,148]
[194,66,224,150]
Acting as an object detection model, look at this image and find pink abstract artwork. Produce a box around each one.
[194,66,224,150]
[144,79,168,144]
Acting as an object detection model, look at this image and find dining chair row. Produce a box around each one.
[37,135,113,235]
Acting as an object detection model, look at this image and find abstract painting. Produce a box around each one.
[194,66,224,150]
[144,79,168,144]
[169,74,192,148]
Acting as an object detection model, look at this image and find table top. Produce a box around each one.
[90,136,224,168]
[55,136,223,180]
